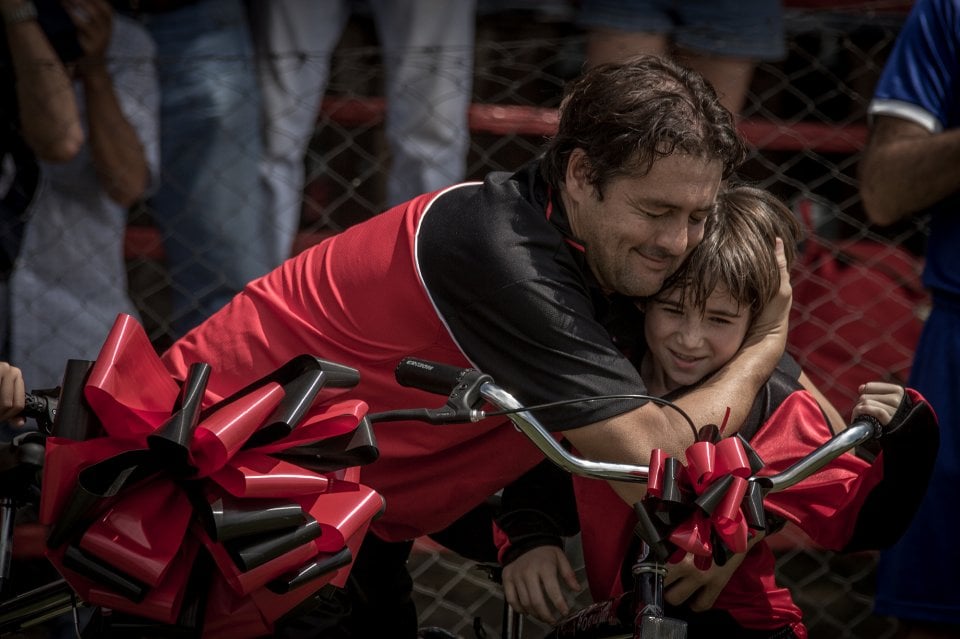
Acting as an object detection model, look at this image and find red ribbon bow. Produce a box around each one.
[38,314,384,638]
[646,435,757,569]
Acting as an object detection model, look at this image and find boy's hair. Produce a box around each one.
[659,184,803,317]
[540,54,745,199]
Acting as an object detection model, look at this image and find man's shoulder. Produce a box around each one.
[420,163,561,267]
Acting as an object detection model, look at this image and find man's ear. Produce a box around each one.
[565,148,592,206]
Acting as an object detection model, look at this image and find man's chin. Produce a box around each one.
[627,277,669,298]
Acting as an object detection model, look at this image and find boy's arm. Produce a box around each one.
[798,370,844,433]
[752,384,937,551]
[501,545,581,624]
[495,458,581,623]
[843,385,939,551]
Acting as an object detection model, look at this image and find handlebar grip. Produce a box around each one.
[854,414,884,439]
[395,358,472,396]
[21,394,48,419]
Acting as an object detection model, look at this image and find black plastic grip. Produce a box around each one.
[21,394,48,419]
[395,358,471,396]
[854,414,884,439]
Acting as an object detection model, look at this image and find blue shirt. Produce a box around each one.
[869,0,960,296]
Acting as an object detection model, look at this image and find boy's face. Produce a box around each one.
[643,284,751,394]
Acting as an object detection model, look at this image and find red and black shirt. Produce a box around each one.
[162,160,649,541]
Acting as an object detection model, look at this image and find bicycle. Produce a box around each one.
[0,343,937,638]
[388,357,937,639]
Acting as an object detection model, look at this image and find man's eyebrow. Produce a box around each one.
[629,196,717,215]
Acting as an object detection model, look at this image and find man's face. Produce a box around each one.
[565,151,723,297]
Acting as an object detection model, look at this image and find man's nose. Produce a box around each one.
[656,218,690,256]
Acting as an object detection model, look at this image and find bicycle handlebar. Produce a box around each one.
[395,358,473,396]
[477,381,652,483]
[393,357,885,493]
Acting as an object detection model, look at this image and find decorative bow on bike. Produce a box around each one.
[38,314,384,638]
[635,427,767,569]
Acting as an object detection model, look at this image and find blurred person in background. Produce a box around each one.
[576,0,785,114]
[0,0,157,394]
[116,0,273,338]
[249,0,476,265]
[858,0,960,637]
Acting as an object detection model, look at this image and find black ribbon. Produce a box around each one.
[44,354,379,610]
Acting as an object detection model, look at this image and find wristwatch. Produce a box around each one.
[2,1,38,25]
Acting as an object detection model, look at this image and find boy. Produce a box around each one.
[497,184,938,638]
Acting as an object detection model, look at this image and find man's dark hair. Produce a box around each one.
[659,183,803,319]
[540,54,745,198]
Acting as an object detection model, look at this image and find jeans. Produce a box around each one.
[140,0,273,336]
[250,0,476,264]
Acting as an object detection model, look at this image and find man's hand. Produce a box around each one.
[744,238,791,348]
[64,0,112,66]
[663,545,754,611]
[502,545,582,624]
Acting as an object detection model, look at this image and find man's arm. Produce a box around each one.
[563,239,792,507]
[72,0,148,207]
[859,115,960,226]
[2,0,84,162]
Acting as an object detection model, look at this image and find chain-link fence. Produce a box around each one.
[294,5,916,639]
[4,1,929,638]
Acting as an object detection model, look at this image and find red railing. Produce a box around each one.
[127,97,869,261]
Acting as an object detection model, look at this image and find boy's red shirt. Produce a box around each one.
[573,388,928,635]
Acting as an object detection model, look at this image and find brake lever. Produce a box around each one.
[436,369,494,421]
[369,369,493,424]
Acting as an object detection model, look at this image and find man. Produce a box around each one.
[163,55,791,637]
[858,1,960,637]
